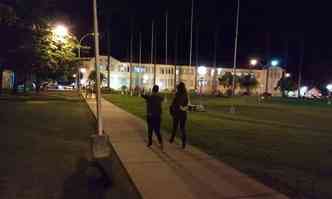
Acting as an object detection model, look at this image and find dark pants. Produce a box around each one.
[147,116,162,145]
[170,113,187,147]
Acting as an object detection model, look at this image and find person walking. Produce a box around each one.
[142,85,164,150]
[169,82,189,149]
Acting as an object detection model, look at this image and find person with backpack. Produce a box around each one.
[169,82,189,149]
[142,85,164,150]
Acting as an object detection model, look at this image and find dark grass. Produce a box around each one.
[0,92,104,199]
[103,93,332,199]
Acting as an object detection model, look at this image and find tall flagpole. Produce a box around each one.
[139,32,142,88]
[151,20,156,85]
[165,11,168,65]
[190,0,194,88]
[129,29,133,92]
[231,0,240,96]
[93,0,103,135]
[174,26,178,89]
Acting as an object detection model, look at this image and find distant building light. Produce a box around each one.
[250,59,258,66]
[300,86,308,96]
[271,60,279,67]
[197,66,207,75]
[326,84,332,92]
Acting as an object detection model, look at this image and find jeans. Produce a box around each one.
[170,113,187,147]
[147,116,162,145]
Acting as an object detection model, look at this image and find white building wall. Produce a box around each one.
[82,56,283,96]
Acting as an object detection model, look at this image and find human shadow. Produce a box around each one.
[62,158,111,199]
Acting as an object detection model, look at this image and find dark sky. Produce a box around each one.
[40,0,332,86]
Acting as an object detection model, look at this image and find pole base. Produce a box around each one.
[90,134,111,159]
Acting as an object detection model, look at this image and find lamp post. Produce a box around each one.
[231,0,240,96]
[77,33,94,90]
[92,0,102,136]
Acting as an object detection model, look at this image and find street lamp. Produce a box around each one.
[285,73,291,78]
[197,66,207,76]
[52,24,69,43]
[271,60,279,67]
[77,33,94,90]
[250,59,258,67]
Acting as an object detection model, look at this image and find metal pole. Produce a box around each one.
[190,0,194,87]
[231,0,240,96]
[107,20,111,89]
[165,11,168,65]
[213,28,218,93]
[78,45,81,91]
[93,0,103,135]
[139,32,142,88]
[129,30,133,92]
[298,37,304,98]
[151,21,156,85]
[174,27,178,89]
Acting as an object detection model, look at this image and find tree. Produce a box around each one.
[219,72,236,88]
[218,72,239,95]
[31,24,79,91]
[239,74,259,95]
[88,70,106,86]
[275,76,296,97]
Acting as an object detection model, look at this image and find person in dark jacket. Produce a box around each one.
[142,85,164,149]
[169,82,189,149]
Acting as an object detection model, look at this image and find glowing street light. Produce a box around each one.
[52,24,69,43]
[327,84,332,104]
[271,60,279,67]
[197,66,207,75]
[326,84,332,92]
[250,59,258,66]
[285,73,291,78]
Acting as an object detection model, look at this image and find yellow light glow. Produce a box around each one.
[80,68,87,73]
[52,24,69,43]
[250,59,258,66]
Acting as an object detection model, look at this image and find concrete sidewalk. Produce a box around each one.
[86,97,289,199]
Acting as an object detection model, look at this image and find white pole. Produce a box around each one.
[165,11,168,65]
[139,32,142,88]
[93,0,103,135]
[151,21,156,85]
[189,0,194,69]
[232,0,240,96]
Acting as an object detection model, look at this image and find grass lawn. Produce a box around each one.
[103,93,332,199]
[0,92,102,199]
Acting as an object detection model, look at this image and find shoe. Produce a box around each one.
[147,143,152,148]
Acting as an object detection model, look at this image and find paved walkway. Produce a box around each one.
[86,97,289,199]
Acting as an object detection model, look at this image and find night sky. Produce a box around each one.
[13,0,332,86]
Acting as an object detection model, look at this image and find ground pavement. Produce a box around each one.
[86,97,289,199]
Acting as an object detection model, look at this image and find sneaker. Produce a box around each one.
[147,143,152,148]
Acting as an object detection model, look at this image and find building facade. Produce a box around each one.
[1,69,15,89]
[82,56,283,96]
